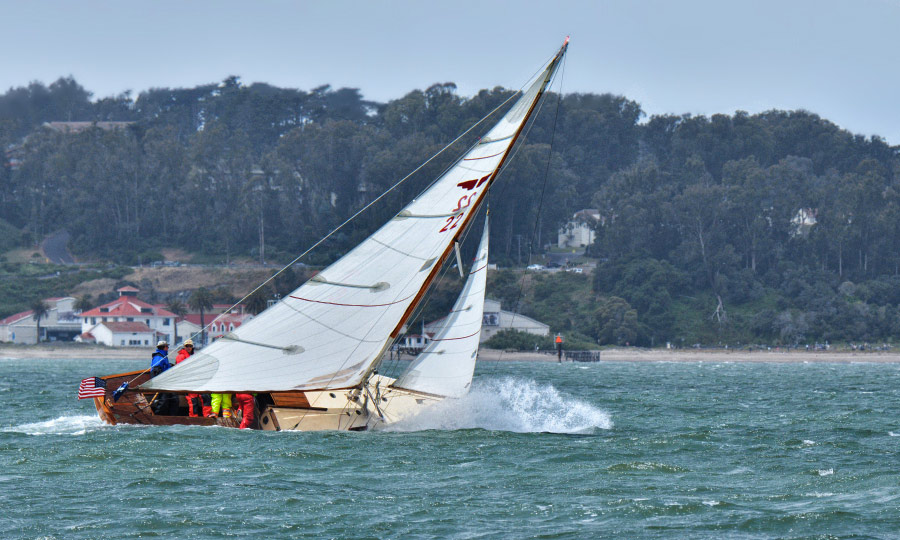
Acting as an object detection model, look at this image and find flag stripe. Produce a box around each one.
[78,377,107,399]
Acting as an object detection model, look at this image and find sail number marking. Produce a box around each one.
[440,174,492,233]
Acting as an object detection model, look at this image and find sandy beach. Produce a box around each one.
[3,344,900,363]
[0,344,148,360]
[478,348,900,363]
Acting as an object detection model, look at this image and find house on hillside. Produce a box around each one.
[77,287,176,347]
[43,121,134,134]
[0,297,81,344]
[558,209,600,249]
[424,299,549,344]
[398,333,432,353]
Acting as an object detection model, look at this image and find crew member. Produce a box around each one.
[209,393,232,418]
[234,393,256,429]
[150,341,177,415]
[176,339,204,417]
[556,334,563,363]
[150,341,171,376]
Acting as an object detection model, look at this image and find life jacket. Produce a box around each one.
[175,349,192,364]
[150,349,171,376]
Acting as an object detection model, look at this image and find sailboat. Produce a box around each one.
[85,38,568,431]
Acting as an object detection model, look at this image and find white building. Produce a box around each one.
[558,209,600,248]
[398,333,432,352]
[0,297,81,344]
[425,299,549,343]
[78,287,176,347]
[85,321,157,347]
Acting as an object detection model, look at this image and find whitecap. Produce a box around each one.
[889,431,899,437]
[384,377,613,433]
[702,500,720,506]
[802,440,816,446]
[818,468,834,476]
[2,415,104,436]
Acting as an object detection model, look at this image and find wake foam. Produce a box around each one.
[3,415,105,436]
[386,377,612,433]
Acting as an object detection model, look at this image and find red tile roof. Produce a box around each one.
[0,310,33,325]
[99,321,154,333]
[0,297,73,325]
[81,297,175,318]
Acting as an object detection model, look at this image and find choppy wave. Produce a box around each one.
[2,415,104,436]
[385,377,612,433]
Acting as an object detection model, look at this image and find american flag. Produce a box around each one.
[78,377,107,399]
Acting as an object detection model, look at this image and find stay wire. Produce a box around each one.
[486,53,566,373]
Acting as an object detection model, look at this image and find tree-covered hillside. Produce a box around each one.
[1,76,899,345]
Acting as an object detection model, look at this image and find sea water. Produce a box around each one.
[1,357,899,539]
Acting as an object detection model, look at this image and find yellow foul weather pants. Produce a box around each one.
[210,393,232,417]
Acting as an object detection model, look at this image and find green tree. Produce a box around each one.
[31,299,49,343]
[74,295,93,313]
[245,288,270,315]
[593,296,639,346]
[188,288,213,346]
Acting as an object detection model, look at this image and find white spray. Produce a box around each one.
[386,377,612,433]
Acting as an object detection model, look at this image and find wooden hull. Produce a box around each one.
[94,372,444,431]
[95,370,240,428]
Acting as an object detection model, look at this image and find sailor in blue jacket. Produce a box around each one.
[150,341,171,376]
[149,340,178,415]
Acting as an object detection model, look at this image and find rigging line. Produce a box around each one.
[374,55,552,211]
[186,91,523,348]
[490,52,567,373]
[489,83,552,202]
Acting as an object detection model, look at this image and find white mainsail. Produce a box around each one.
[393,218,489,397]
[144,40,568,393]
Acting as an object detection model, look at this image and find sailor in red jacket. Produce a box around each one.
[234,393,256,429]
[176,339,205,417]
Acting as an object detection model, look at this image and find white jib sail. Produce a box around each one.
[393,218,489,397]
[144,41,567,393]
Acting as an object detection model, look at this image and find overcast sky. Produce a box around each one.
[2,0,898,143]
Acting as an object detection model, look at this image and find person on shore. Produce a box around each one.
[150,341,177,415]
[234,393,256,429]
[175,339,206,417]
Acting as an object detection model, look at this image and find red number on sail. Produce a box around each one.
[439,213,465,233]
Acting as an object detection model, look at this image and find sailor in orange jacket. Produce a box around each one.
[176,339,205,417]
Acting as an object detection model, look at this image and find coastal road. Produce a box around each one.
[41,230,75,265]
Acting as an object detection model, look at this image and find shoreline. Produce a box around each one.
[477,348,900,363]
[2,344,900,363]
